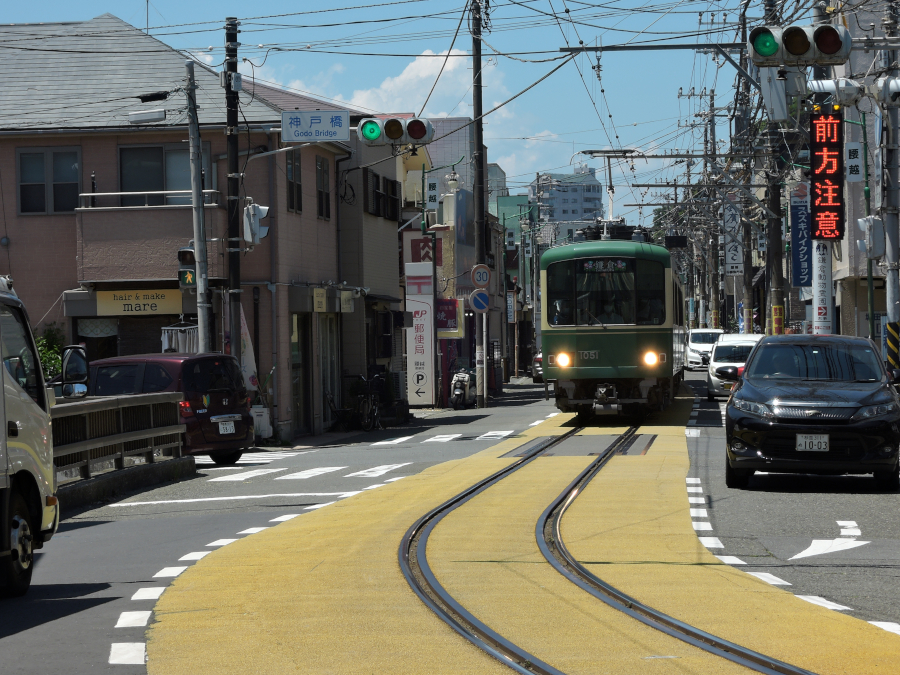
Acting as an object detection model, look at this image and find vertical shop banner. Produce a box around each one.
[239,305,260,390]
[790,183,812,287]
[812,241,832,335]
[845,142,863,183]
[722,192,743,275]
[426,176,439,210]
[507,292,515,323]
[405,262,434,407]
[810,112,845,240]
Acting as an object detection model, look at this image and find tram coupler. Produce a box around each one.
[593,384,620,415]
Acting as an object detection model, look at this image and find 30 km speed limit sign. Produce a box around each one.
[471,264,491,289]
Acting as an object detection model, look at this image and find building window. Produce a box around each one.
[287,149,302,213]
[384,177,400,221]
[562,210,568,214]
[363,168,384,216]
[119,144,210,207]
[17,147,81,214]
[571,209,578,214]
[316,156,330,219]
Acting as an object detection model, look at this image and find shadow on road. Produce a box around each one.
[0,583,114,639]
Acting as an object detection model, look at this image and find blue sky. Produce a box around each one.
[8,0,776,225]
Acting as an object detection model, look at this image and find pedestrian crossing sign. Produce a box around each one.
[179,269,196,288]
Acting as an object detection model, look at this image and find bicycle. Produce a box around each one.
[354,374,385,432]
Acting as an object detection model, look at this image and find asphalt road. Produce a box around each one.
[684,369,900,633]
[0,380,558,674]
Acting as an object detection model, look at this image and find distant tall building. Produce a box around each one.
[487,163,508,216]
[527,163,604,226]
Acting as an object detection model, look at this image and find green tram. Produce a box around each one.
[540,239,687,417]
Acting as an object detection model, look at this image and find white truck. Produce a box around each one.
[0,278,87,596]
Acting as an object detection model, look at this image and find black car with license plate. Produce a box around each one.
[719,335,900,490]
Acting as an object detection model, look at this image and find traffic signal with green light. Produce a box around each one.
[748,24,851,67]
[356,117,435,146]
[178,246,196,290]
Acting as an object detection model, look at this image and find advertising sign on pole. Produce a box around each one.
[790,182,812,287]
[507,292,515,323]
[405,262,434,407]
[722,192,743,276]
[812,241,832,335]
[810,112,845,240]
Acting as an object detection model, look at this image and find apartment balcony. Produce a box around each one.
[75,190,226,283]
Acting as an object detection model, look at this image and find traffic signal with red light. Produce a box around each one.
[356,117,434,146]
[748,24,851,67]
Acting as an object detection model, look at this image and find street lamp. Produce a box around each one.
[446,169,459,193]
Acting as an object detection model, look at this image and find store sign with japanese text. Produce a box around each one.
[790,182,812,287]
[810,112,845,240]
[405,262,434,407]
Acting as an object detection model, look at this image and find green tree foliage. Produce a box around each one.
[34,322,65,377]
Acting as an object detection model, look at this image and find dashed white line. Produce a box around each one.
[371,436,414,446]
[698,537,724,548]
[363,483,387,490]
[115,611,152,628]
[529,420,543,426]
[546,412,559,417]
[111,492,354,506]
[870,622,900,635]
[477,431,514,440]
[689,508,708,518]
[692,521,713,531]
[688,497,706,504]
[131,588,166,601]
[344,463,411,478]
[153,566,188,578]
[423,434,461,443]
[686,478,701,484]
[237,527,269,535]
[207,538,238,547]
[715,555,746,565]
[686,487,703,493]
[747,572,791,586]
[796,595,852,610]
[270,514,300,522]
[109,643,146,665]
[305,501,336,510]
[208,468,287,482]
[179,551,210,561]
[276,466,347,480]
[385,476,405,482]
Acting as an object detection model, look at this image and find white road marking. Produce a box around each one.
[689,508,708,517]
[692,521,713,531]
[686,487,703,493]
[345,463,411,478]
[423,434,462,443]
[686,478,701,484]
[385,477,405,482]
[529,420,543,426]
[237,527,269,534]
[477,431,514,440]
[112,493,355,506]
[305,501,336,510]
[371,436,414,446]
[115,611,152,628]
[194,451,311,465]
[789,538,871,560]
[715,555,746,565]
[870,622,900,635]
[179,551,210,561]
[270,514,300,522]
[277,466,347,480]
[836,520,857,527]
[546,412,559,417]
[207,468,287,482]
[841,527,862,536]
[796,595,852,611]
[699,537,724,548]
[688,497,706,504]
[207,539,238,547]
[109,643,146,665]
[132,588,165,601]
[747,572,791,586]
[364,484,387,490]
[685,429,701,437]
[153,567,187,578]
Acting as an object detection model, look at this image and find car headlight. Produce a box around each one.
[689,348,701,355]
[732,398,774,419]
[851,402,898,421]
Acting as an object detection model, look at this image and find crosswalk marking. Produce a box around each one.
[372,436,414,446]
[194,451,310,465]
[208,468,287,482]
[477,430,513,441]
[276,466,346,480]
[345,463,411,478]
[423,434,462,442]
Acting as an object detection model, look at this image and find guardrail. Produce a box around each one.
[52,392,185,485]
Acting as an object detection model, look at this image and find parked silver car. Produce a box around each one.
[532,353,543,383]
[707,334,763,401]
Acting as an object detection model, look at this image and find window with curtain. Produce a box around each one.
[17,148,80,214]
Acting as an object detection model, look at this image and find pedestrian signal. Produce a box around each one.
[178,246,196,290]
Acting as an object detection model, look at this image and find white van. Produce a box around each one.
[706,333,764,400]
[0,277,87,596]
[685,329,724,370]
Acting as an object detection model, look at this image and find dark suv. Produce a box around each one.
[89,354,253,465]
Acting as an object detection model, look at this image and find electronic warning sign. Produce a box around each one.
[809,111,845,240]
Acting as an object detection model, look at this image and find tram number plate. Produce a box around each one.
[219,421,235,435]
[796,434,828,452]
[578,350,598,361]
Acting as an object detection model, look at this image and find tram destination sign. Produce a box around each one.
[809,111,845,240]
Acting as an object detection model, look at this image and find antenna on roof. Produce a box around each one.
[146,1,149,34]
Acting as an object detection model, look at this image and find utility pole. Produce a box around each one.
[472,0,486,408]
[225,18,242,362]
[707,88,721,329]
[185,60,211,353]
[764,0,784,335]
[885,2,900,328]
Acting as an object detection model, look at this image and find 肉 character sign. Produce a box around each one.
[810,112,844,240]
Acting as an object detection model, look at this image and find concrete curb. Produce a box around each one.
[59,456,196,515]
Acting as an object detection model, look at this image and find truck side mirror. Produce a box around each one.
[60,345,88,399]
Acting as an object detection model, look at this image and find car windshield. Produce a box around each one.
[690,332,719,344]
[713,344,755,364]
[746,342,884,381]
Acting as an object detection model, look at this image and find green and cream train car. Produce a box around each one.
[540,239,687,417]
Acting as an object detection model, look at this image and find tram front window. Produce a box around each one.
[546,258,666,326]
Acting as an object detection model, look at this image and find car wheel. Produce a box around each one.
[1,492,34,597]
[212,450,243,466]
[725,460,752,489]
[874,462,900,492]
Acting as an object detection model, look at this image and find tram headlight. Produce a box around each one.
[643,351,659,366]
[556,352,571,367]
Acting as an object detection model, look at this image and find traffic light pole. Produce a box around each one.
[472,0,486,408]
[185,60,211,353]
[885,4,900,328]
[225,18,242,363]
[763,0,784,336]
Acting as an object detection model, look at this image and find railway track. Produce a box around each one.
[399,423,819,675]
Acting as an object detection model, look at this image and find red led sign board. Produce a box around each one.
[809,112,844,240]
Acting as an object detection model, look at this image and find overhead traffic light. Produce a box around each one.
[356,117,435,146]
[857,216,885,259]
[178,245,196,290]
[748,24,851,66]
[243,202,270,246]
[871,76,900,107]
[808,78,864,106]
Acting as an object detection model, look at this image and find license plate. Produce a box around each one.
[218,421,235,435]
[796,434,828,452]
[723,382,733,390]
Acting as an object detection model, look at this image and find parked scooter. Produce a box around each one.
[450,367,477,410]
